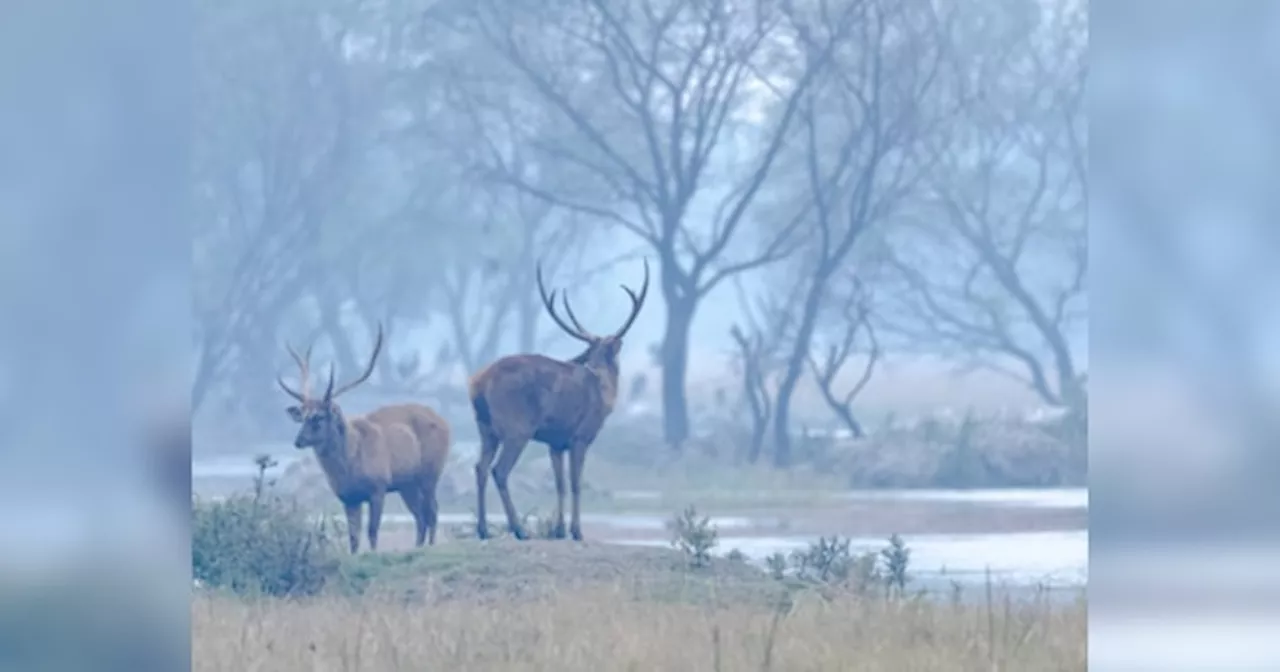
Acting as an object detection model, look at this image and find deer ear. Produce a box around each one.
[286,406,304,422]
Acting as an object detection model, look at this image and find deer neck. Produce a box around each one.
[315,413,362,480]
[584,364,619,415]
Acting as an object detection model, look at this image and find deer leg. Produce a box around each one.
[474,435,499,539]
[399,488,427,548]
[569,445,587,542]
[344,502,363,554]
[492,438,530,540]
[549,446,568,539]
[367,490,386,552]
[425,490,440,546]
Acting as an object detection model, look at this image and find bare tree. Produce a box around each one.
[728,277,799,463]
[452,0,859,448]
[806,272,881,438]
[192,1,361,419]
[884,3,1087,414]
[765,0,950,466]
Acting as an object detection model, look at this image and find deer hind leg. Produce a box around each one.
[367,490,386,552]
[474,433,500,539]
[399,487,427,547]
[492,437,531,540]
[548,446,568,539]
[569,444,587,542]
[343,502,363,554]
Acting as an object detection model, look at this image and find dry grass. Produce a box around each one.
[193,583,1085,671]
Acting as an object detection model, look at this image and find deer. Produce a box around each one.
[276,323,452,554]
[468,259,650,542]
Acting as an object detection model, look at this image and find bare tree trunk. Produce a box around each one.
[772,273,829,468]
[660,297,695,450]
[828,400,865,438]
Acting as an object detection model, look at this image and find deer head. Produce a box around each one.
[277,324,384,451]
[536,259,650,403]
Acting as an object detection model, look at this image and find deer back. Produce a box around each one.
[475,354,609,444]
[366,404,449,456]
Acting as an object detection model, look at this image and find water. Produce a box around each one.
[614,530,1088,587]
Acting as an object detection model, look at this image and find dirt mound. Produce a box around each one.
[337,539,784,606]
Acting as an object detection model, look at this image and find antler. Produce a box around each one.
[536,263,593,343]
[611,257,650,339]
[325,322,385,401]
[559,292,592,335]
[277,341,314,403]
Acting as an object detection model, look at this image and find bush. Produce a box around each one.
[192,456,338,597]
[668,505,719,568]
[769,534,913,596]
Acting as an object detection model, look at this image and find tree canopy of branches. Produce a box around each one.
[443,0,862,448]
[884,0,1088,414]
[760,0,953,466]
[192,0,369,416]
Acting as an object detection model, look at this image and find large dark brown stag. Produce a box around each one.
[469,259,650,541]
[277,324,452,553]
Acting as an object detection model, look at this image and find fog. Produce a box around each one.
[182,0,1087,468]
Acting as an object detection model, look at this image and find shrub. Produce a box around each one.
[192,455,338,597]
[667,505,719,568]
[772,535,913,596]
[880,533,911,595]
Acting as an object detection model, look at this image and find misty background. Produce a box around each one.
[190,0,1087,477]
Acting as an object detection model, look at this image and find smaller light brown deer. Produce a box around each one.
[468,259,649,541]
[277,324,451,554]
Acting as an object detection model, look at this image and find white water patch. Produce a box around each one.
[615,529,1088,586]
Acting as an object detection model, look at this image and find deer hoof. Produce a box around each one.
[476,524,490,540]
[570,526,583,542]
[510,525,529,541]
[551,522,567,539]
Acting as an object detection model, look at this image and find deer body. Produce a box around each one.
[470,261,647,542]
[279,326,451,554]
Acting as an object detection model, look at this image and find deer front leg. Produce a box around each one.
[569,445,586,542]
[343,502,363,554]
[367,490,386,552]
[549,446,568,539]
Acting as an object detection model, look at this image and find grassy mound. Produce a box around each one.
[336,539,787,607]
